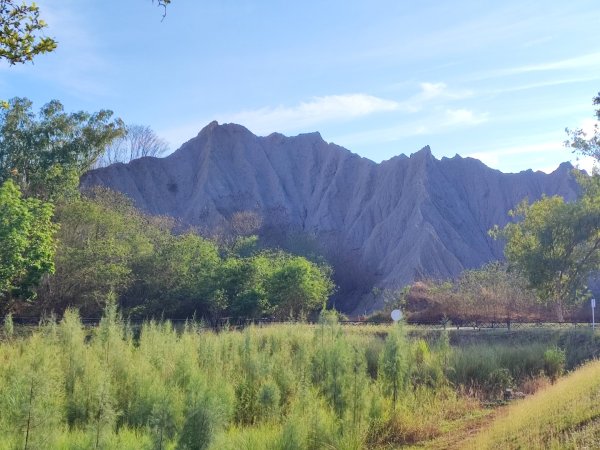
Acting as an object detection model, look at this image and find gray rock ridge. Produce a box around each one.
[81,122,580,313]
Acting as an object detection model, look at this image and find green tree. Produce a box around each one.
[129,232,222,318]
[0,97,124,200]
[264,253,334,319]
[492,193,600,321]
[0,1,174,65]
[0,0,57,65]
[565,92,600,165]
[40,189,154,315]
[0,179,57,308]
[380,324,409,411]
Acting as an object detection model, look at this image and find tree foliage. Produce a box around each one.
[486,92,600,321]
[0,179,57,307]
[0,1,174,65]
[0,0,57,65]
[492,191,600,321]
[0,97,124,200]
[565,92,600,165]
[32,188,334,319]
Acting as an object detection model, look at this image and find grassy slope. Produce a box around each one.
[468,359,600,449]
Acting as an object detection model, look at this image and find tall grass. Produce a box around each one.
[0,309,590,449]
[0,309,476,449]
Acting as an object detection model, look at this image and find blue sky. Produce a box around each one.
[2,0,600,173]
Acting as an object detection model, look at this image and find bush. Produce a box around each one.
[543,347,566,383]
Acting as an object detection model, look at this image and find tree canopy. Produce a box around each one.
[0,0,57,65]
[0,0,173,65]
[492,91,600,321]
[0,179,57,307]
[0,97,125,200]
[565,92,600,166]
[492,183,600,321]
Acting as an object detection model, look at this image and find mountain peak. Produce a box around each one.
[411,145,433,159]
[81,125,579,314]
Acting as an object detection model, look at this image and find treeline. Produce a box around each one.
[0,98,334,320]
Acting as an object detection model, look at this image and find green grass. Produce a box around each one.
[469,359,600,449]
[0,310,479,449]
[1,309,598,449]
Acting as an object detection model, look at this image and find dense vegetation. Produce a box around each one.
[3,309,591,449]
[0,98,334,320]
[400,262,552,324]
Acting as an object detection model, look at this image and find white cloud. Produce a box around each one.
[29,0,111,98]
[508,52,600,75]
[420,82,447,100]
[334,108,488,148]
[222,94,399,134]
[444,109,489,126]
[158,93,399,148]
[571,155,596,174]
[467,141,566,172]
[160,83,478,151]
[580,118,600,136]
[483,76,600,95]
[476,52,600,80]
[395,82,472,112]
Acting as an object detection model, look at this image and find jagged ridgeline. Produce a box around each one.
[81,122,579,314]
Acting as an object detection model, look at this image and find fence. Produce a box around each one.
[2,316,597,331]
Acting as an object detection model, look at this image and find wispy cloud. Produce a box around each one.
[466,141,564,171]
[483,76,600,96]
[160,81,481,151]
[29,0,112,99]
[333,107,488,148]
[476,52,600,80]
[444,108,488,126]
[394,82,472,112]
[158,93,400,148]
[222,93,399,134]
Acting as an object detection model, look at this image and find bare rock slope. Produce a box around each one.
[81,122,579,313]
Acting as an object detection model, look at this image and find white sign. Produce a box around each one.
[592,298,596,309]
[391,309,402,322]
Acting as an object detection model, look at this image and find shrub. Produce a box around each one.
[543,347,566,383]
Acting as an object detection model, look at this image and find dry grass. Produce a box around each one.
[468,359,600,449]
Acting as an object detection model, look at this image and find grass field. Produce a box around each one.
[0,308,598,449]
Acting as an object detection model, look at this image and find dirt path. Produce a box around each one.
[416,405,509,450]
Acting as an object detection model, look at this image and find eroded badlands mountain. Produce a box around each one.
[81,122,579,313]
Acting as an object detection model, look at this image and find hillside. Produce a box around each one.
[469,359,600,449]
[81,122,579,313]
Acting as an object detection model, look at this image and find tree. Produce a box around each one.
[0,97,125,200]
[0,0,57,65]
[0,179,57,309]
[39,188,155,315]
[492,193,600,321]
[96,124,169,168]
[264,253,335,319]
[455,262,536,325]
[565,92,600,165]
[0,1,173,65]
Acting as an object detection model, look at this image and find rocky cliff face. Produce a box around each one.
[81,122,580,313]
